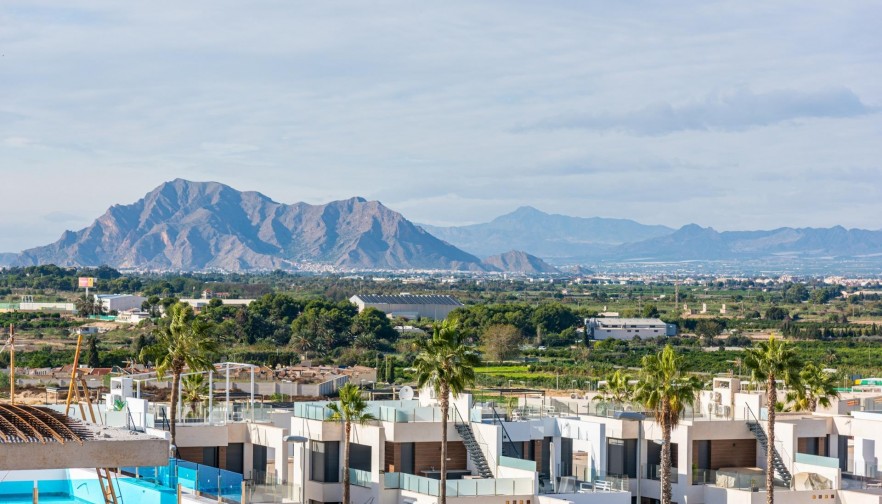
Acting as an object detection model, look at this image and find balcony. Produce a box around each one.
[383,472,534,497]
[645,464,678,482]
[293,401,450,423]
[350,468,372,488]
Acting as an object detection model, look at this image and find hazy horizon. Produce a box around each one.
[1,2,880,251]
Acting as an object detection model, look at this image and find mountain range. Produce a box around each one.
[5,179,882,272]
[420,206,673,259]
[14,180,485,272]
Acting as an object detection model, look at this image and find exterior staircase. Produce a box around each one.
[746,414,792,486]
[454,422,495,478]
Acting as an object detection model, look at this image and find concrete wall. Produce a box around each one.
[0,434,169,471]
[540,492,630,504]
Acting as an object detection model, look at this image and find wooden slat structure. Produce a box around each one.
[0,404,90,444]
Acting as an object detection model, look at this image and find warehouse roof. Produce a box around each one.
[352,294,463,306]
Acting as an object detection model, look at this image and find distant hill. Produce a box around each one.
[614,224,882,261]
[482,250,559,274]
[420,206,673,259]
[15,179,486,272]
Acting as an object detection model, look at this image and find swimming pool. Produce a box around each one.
[0,474,178,504]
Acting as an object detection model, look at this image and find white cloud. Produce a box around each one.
[0,1,880,252]
[527,87,875,135]
[3,136,34,147]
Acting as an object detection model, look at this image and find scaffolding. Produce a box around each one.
[64,334,120,504]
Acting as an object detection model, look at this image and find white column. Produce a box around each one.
[178,376,183,421]
[251,367,256,422]
[208,370,214,423]
[225,364,231,423]
[855,438,876,477]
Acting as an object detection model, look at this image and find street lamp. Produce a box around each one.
[285,435,309,504]
[615,412,645,504]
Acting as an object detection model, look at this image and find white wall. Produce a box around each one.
[472,421,502,476]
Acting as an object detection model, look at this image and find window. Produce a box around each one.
[310,441,340,482]
[607,438,637,478]
[350,443,372,472]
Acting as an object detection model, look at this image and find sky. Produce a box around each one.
[0,1,880,252]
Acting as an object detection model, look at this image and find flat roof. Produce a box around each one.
[352,294,463,306]
[592,317,667,325]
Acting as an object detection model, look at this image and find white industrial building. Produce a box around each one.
[586,317,677,340]
[94,294,147,313]
[350,294,464,320]
[179,297,255,312]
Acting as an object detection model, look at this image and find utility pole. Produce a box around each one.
[674,282,679,310]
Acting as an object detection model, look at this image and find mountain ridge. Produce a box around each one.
[419,206,674,259]
[482,250,559,274]
[14,179,486,272]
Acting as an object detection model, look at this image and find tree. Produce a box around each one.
[743,335,803,504]
[327,383,376,504]
[765,307,789,321]
[87,335,100,368]
[414,320,481,504]
[384,356,396,383]
[593,370,633,408]
[181,373,209,418]
[634,346,703,504]
[531,302,578,335]
[695,320,723,346]
[351,308,398,343]
[76,295,103,317]
[481,324,522,362]
[140,303,217,448]
[641,303,660,318]
[789,363,839,412]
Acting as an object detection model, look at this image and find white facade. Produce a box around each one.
[140,371,882,504]
[115,309,152,324]
[179,298,255,311]
[586,317,677,340]
[94,294,146,313]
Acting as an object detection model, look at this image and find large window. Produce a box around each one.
[311,441,340,483]
[607,438,637,478]
[350,443,372,472]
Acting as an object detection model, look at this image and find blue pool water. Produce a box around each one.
[0,478,177,504]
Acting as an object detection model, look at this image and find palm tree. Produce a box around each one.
[788,363,839,412]
[594,370,633,411]
[181,373,210,419]
[327,383,376,504]
[140,303,216,448]
[76,295,103,317]
[743,335,803,504]
[634,345,703,504]
[413,320,481,504]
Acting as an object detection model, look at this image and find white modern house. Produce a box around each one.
[69,365,882,504]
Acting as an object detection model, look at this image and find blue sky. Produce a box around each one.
[0,1,880,252]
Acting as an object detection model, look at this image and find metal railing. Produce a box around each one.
[453,404,496,476]
[383,472,534,496]
[490,405,523,458]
